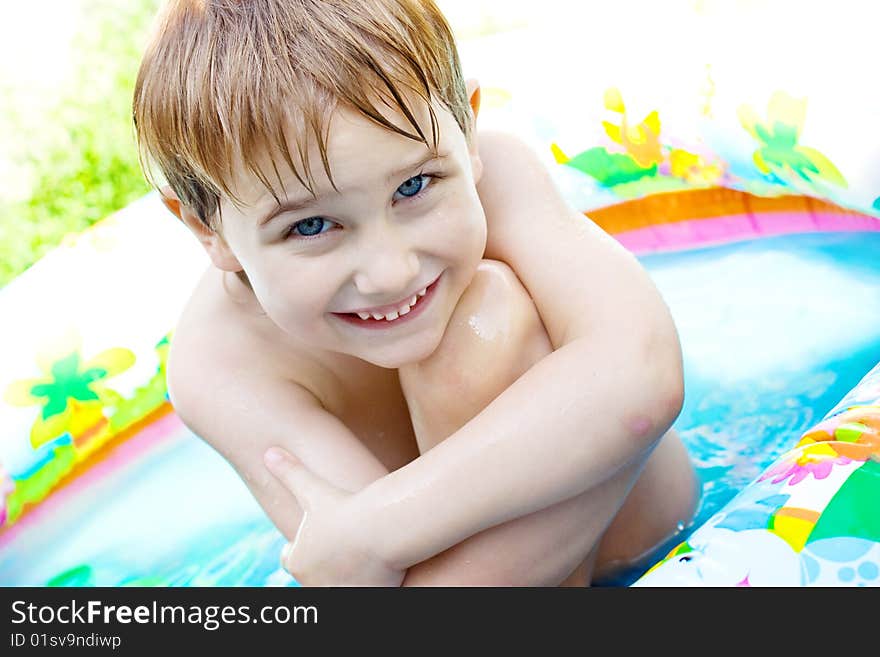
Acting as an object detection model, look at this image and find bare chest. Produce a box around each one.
[326,370,421,472]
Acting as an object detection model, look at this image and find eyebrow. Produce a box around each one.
[258,152,446,228]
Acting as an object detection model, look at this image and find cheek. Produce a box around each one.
[247,260,335,326]
[433,191,487,260]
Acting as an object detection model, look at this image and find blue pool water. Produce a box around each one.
[2,231,879,587]
[603,231,880,585]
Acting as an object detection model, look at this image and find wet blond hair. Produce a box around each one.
[133,0,471,228]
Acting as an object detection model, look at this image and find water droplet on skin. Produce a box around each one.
[468,314,505,341]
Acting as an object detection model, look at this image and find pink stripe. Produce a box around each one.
[615,211,880,255]
[0,411,188,549]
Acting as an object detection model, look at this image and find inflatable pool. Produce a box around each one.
[1,186,878,587]
[635,359,880,586]
[2,14,879,586]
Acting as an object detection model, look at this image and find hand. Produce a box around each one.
[263,447,405,587]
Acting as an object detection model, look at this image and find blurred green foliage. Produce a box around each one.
[0,0,161,287]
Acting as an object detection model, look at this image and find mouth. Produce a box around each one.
[332,273,443,330]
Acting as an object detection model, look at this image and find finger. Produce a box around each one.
[263,447,323,511]
[281,523,311,585]
[280,541,293,575]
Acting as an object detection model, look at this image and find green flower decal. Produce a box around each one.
[552,87,723,194]
[30,352,103,419]
[4,332,135,448]
[738,91,847,189]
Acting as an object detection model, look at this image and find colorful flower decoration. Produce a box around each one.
[760,442,856,486]
[738,91,847,189]
[798,406,880,459]
[668,148,724,185]
[553,87,723,191]
[601,87,664,169]
[3,331,135,449]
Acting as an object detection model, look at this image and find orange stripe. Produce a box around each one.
[586,189,874,234]
[774,507,821,523]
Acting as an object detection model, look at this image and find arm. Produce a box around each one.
[170,299,642,586]
[172,337,595,586]
[272,132,684,575]
[399,460,646,586]
[165,338,398,583]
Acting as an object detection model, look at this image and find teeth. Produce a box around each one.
[354,284,430,321]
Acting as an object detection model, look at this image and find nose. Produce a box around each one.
[353,223,421,297]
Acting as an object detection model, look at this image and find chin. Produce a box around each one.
[360,332,445,369]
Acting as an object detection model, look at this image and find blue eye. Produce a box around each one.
[289,217,334,238]
[395,174,430,199]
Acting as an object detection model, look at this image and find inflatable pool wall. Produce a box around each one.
[3,13,880,585]
[0,196,209,535]
[635,361,880,586]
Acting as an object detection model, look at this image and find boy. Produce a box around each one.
[134,0,697,585]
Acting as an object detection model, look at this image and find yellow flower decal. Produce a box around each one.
[669,149,724,185]
[601,87,663,168]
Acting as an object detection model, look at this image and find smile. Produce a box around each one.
[332,273,442,329]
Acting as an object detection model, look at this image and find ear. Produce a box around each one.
[160,186,243,272]
[466,78,481,125]
[464,78,483,185]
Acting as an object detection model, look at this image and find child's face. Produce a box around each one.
[216,100,487,368]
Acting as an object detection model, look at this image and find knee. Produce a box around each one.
[455,259,543,336]
[412,259,552,391]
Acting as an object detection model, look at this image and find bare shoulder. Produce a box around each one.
[477,130,535,154]
[475,127,660,351]
[168,269,265,394]
[476,129,579,237]
[165,267,328,437]
[477,131,553,183]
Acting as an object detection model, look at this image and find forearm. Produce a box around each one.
[359,329,684,570]
[400,453,645,586]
